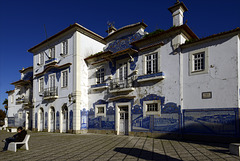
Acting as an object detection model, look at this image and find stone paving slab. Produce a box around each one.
[1,130,240,161]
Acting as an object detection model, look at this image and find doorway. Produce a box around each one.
[116,102,131,135]
[49,107,55,132]
[39,108,44,131]
[61,106,68,133]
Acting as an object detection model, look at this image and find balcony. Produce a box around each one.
[16,96,31,105]
[137,72,165,83]
[109,77,135,94]
[91,83,108,90]
[45,58,58,66]
[43,87,58,100]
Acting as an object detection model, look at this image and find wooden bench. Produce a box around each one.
[8,134,30,152]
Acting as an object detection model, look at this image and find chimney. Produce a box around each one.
[168,0,188,26]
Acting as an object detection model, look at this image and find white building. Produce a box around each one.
[6,66,33,130]
[28,23,105,133]
[7,1,240,140]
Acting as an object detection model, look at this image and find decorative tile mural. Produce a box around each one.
[81,108,88,129]
[105,33,143,53]
[69,110,73,130]
[45,112,48,129]
[56,111,60,130]
[183,108,239,136]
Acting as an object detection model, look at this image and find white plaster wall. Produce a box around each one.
[32,33,75,130]
[182,36,239,109]
[75,31,105,111]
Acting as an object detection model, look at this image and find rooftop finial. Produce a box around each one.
[175,0,180,4]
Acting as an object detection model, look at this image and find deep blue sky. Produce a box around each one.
[0,0,239,111]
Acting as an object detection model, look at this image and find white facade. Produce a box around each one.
[28,23,105,133]
[6,67,33,129]
[7,1,240,140]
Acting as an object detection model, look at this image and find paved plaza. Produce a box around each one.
[0,130,240,161]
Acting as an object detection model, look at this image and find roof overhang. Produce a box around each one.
[28,23,106,53]
[181,27,240,49]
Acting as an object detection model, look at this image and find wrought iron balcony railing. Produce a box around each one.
[109,77,134,91]
[16,96,32,104]
[43,87,58,99]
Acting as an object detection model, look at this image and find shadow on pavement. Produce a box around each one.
[114,147,181,161]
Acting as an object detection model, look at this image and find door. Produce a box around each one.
[49,74,55,95]
[119,106,129,135]
[40,109,44,131]
[118,62,128,88]
[62,107,68,133]
[50,108,55,132]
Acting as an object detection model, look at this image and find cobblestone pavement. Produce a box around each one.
[0,130,240,161]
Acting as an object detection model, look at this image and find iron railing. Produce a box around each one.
[109,77,134,90]
[43,87,58,97]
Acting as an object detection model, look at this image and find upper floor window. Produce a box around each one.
[189,48,208,75]
[62,40,68,55]
[146,53,158,74]
[96,67,104,84]
[39,77,44,93]
[49,46,55,59]
[39,52,44,65]
[49,74,55,88]
[61,70,68,88]
[11,95,14,103]
[118,62,127,81]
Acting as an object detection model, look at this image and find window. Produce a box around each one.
[147,103,158,112]
[95,105,106,117]
[119,62,127,81]
[143,100,161,116]
[49,46,55,58]
[49,74,55,88]
[193,52,205,71]
[39,77,44,93]
[146,53,158,74]
[189,48,208,75]
[96,67,104,84]
[61,70,68,88]
[62,40,68,55]
[97,107,104,114]
[39,52,44,65]
[11,95,14,103]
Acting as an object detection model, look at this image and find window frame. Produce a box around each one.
[189,48,208,75]
[49,46,55,59]
[62,40,68,55]
[96,67,105,84]
[49,73,56,88]
[39,77,44,93]
[143,52,160,75]
[39,52,44,65]
[95,104,106,117]
[61,70,68,88]
[143,100,161,117]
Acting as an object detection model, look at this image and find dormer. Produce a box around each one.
[168,0,188,26]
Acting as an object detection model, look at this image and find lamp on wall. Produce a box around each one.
[68,93,76,103]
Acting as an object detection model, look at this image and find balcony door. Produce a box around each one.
[118,62,128,88]
[49,74,55,93]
